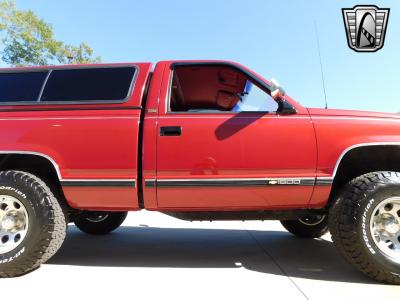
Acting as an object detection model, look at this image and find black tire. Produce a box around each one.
[329,171,400,284]
[0,171,66,278]
[74,211,127,235]
[281,215,329,238]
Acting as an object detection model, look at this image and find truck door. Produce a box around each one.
[154,62,317,209]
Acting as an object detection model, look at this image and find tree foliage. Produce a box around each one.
[0,0,100,66]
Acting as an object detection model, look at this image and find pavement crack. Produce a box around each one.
[242,224,310,300]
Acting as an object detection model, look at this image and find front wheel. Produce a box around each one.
[74,211,127,235]
[281,215,328,238]
[329,172,400,284]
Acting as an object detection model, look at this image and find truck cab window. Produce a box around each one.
[170,65,278,113]
[233,80,278,112]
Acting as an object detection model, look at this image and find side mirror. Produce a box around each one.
[277,100,297,115]
[270,78,286,101]
[270,78,296,115]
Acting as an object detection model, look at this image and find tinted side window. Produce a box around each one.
[0,71,48,102]
[40,67,136,102]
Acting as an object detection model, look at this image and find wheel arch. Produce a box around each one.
[0,152,70,211]
[0,151,61,179]
[329,142,400,202]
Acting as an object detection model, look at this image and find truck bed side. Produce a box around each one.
[0,62,152,210]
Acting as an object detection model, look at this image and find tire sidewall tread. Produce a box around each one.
[0,171,66,278]
[329,171,400,284]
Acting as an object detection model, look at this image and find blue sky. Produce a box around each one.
[14,0,400,112]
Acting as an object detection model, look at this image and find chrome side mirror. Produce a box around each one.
[270,78,286,101]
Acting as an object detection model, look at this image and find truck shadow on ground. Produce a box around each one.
[48,225,375,284]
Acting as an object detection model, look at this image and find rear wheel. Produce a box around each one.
[329,171,400,284]
[281,215,328,238]
[0,171,66,278]
[74,211,127,235]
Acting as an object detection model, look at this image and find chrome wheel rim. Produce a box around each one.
[298,215,326,226]
[86,213,109,223]
[370,197,400,261]
[0,195,29,255]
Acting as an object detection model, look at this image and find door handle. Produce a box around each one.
[160,126,182,136]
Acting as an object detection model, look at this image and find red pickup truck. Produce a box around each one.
[0,60,399,283]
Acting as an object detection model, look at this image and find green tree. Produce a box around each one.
[0,0,100,66]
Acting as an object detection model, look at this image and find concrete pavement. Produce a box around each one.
[1,211,399,299]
